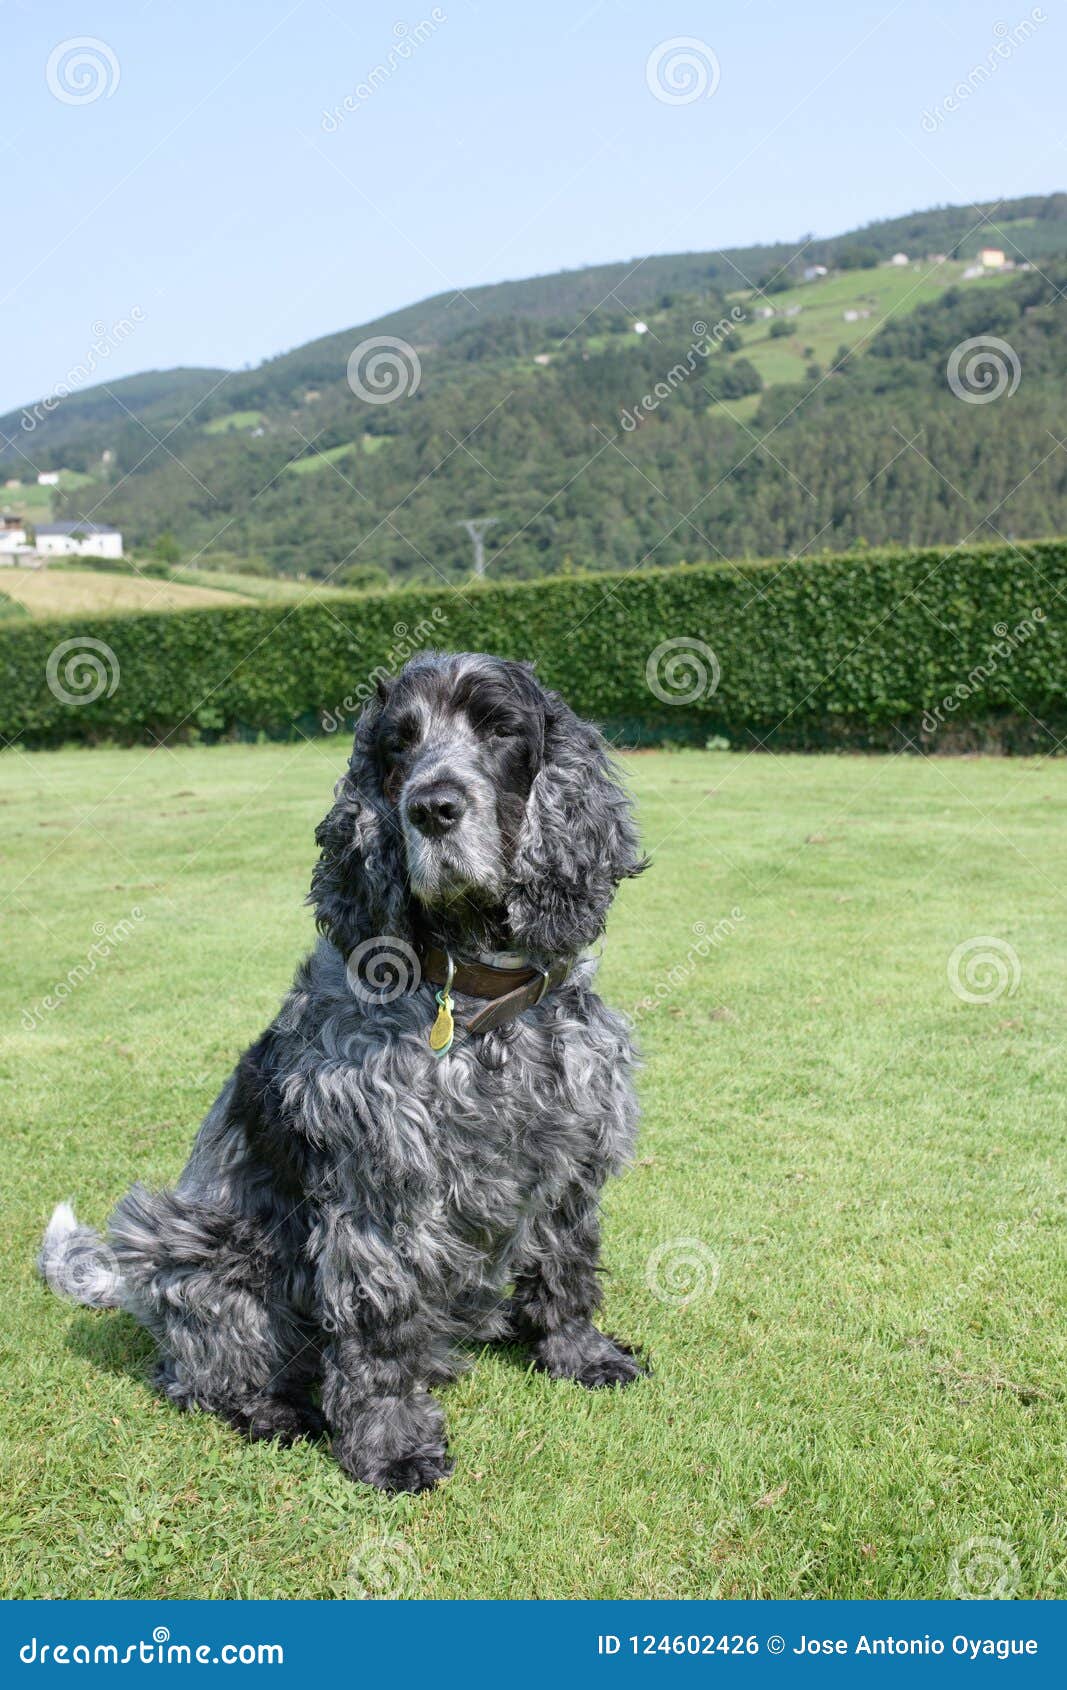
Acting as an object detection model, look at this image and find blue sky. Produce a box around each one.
[3,0,1065,412]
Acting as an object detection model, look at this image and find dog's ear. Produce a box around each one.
[309,700,410,955]
[506,691,646,962]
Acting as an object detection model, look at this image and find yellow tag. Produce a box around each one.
[428,990,454,1055]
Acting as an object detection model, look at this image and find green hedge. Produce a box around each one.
[1,542,1064,751]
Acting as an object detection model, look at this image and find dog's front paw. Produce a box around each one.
[332,1393,452,1492]
[574,1345,644,1389]
[334,1438,452,1493]
[233,1392,327,1446]
[534,1324,646,1389]
[367,1450,454,1494]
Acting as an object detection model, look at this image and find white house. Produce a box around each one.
[36,471,60,487]
[0,522,39,566]
[803,263,828,281]
[979,247,1007,269]
[35,521,123,559]
[888,251,910,267]
[0,522,27,554]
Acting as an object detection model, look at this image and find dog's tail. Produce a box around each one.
[38,1201,123,1308]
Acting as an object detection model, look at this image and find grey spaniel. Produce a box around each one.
[41,650,647,1492]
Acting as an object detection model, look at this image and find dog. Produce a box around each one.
[40,650,647,1492]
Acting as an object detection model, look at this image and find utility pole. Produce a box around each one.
[457,517,499,577]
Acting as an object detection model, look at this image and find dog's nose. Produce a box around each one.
[406,782,468,838]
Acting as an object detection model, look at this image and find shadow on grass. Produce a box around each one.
[65,1308,155,1385]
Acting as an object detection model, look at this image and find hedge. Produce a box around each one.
[1,541,1064,752]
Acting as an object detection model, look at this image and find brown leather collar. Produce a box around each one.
[420,945,572,1038]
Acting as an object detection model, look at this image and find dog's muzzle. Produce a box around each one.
[405,779,469,839]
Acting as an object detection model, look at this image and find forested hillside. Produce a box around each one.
[3,193,1065,585]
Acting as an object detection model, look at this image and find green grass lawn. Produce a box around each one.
[1,743,1063,1600]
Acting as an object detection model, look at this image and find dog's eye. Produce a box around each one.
[490,722,518,740]
[382,717,418,758]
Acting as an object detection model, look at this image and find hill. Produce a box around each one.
[2,192,1066,584]
[6,368,229,469]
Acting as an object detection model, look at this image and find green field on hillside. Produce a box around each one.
[284,442,358,477]
[1,469,101,526]
[1,742,1062,1599]
[202,410,264,435]
[727,259,1016,385]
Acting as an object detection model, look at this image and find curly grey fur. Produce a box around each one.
[40,652,647,1492]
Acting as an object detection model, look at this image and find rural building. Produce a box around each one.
[979,247,1007,269]
[35,521,123,559]
[0,523,38,566]
[888,251,910,266]
[36,471,60,487]
[803,264,828,281]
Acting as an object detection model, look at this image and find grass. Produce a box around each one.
[169,567,357,603]
[0,567,251,618]
[0,743,1063,1600]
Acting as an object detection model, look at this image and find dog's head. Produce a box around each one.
[311,651,644,963]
